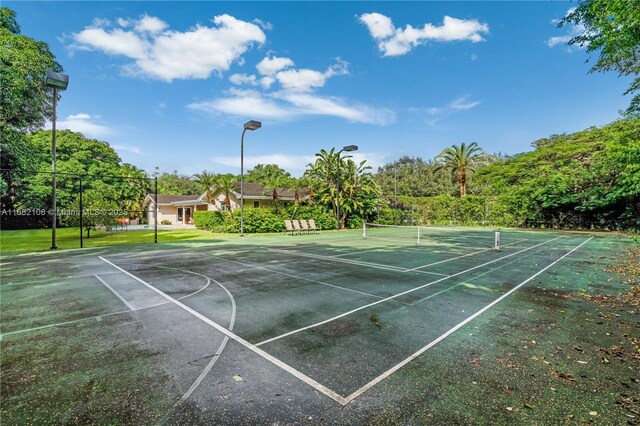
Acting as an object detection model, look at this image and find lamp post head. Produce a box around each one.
[45,70,69,90]
[342,145,358,152]
[244,120,262,131]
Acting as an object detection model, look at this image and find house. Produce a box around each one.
[144,183,310,225]
[143,194,207,225]
[209,182,310,211]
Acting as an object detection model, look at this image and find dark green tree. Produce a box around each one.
[244,164,291,185]
[561,0,640,116]
[0,7,63,209]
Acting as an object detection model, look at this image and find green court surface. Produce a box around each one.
[1,227,638,424]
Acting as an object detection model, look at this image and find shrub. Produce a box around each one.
[284,205,338,230]
[160,219,172,225]
[226,208,285,233]
[193,210,229,231]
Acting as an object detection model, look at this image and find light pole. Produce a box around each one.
[336,145,358,230]
[240,120,261,236]
[45,70,69,250]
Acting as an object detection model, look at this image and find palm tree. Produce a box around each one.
[262,175,290,211]
[193,170,217,203]
[214,174,237,210]
[435,142,492,197]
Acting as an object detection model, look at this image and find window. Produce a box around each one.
[253,201,260,208]
[177,207,183,223]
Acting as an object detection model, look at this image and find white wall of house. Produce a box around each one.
[146,203,178,224]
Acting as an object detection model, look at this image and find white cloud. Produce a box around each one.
[112,144,142,154]
[450,96,480,111]
[275,59,349,92]
[358,13,395,39]
[71,14,265,81]
[359,13,490,56]
[252,18,273,31]
[256,55,294,76]
[189,89,395,125]
[189,91,297,120]
[134,14,168,33]
[259,76,275,89]
[419,95,481,126]
[547,8,586,50]
[191,53,388,125]
[229,73,258,86]
[50,113,113,138]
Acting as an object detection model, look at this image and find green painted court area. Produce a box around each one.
[1,227,638,424]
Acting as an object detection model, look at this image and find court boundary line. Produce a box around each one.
[407,241,552,307]
[146,265,237,425]
[256,236,563,347]
[342,236,593,404]
[269,248,450,277]
[1,264,211,338]
[206,253,406,304]
[408,238,527,271]
[93,275,135,310]
[99,256,349,405]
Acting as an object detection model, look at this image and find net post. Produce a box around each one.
[154,177,158,244]
[79,175,83,248]
[417,226,420,245]
[494,231,501,251]
[362,222,366,239]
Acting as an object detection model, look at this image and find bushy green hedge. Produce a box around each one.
[283,205,338,230]
[381,195,526,227]
[226,208,285,233]
[193,205,339,234]
[193,210,231,231]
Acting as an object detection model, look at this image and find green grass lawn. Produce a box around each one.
[0,227,227,254]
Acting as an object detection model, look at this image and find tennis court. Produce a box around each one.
[1,226,638,424]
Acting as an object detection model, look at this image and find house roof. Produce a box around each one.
[229,182,310,200]
[145,194,201,205]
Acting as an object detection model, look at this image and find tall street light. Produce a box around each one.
[240,120,261,236]
[336,145,358,230]
[45,70,69,250]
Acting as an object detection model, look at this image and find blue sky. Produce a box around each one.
[8,1,631,176]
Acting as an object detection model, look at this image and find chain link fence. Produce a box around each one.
[1,169,157,253]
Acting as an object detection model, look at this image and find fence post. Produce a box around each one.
[79,176,83,248]
[154,177,158,244]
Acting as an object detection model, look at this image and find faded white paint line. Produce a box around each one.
[342,236,593,404]
[99,256,348,405]
[94,275,136,311]
[256,236,563,347]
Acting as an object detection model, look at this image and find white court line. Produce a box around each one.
[93,275,136,311]
[408,238,527,271]
[342,236,593,404]
[99,256,348,405]
[407,242,550,306]
[1,265,212,339]
[148,265,237,424]
[269,248,450,277]
[256,236,564,347]
[207,253,400,303]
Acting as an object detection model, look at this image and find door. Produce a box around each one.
[185,208,191,224]
[177,207,183,223]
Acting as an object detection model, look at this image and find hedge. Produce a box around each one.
[193,206,338,234]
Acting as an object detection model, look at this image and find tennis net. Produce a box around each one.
[362,223,502,250]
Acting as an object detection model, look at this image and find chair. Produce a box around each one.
[299,219,310,235]
[292,219,303,235]
[284,220,296,236]
[308,219,318,234]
